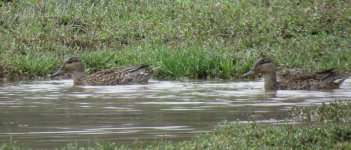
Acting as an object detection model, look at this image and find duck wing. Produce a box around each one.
[123,64,150,73]
[280,69,349,90]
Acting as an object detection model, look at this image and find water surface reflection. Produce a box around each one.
[0,79,350,148]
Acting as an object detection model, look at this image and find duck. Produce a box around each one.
[52,57,159,86]
[242,58,349,91]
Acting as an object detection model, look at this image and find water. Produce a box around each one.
[0,79,350,148]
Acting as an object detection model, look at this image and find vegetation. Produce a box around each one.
[1,0,351,80]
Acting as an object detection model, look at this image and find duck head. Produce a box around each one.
[242,58,275,77]
[52,57,85,77]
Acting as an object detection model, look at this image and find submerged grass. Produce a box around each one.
[290,101,351,123]
[1,0,351,80]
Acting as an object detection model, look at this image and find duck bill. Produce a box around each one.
[52,67,64,77]
[242,70,255,77]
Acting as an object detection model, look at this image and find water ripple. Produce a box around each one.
[0,79,350,148]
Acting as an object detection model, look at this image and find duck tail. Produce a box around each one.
[333,77,348,85]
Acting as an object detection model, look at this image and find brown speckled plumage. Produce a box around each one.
[277,68,311,79]
[52,57,158,86]
[243,58,349,91]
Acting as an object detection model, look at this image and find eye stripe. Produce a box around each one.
[65,57,81,64]
[256,58,272,65]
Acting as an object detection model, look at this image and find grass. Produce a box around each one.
[1,0,351,80]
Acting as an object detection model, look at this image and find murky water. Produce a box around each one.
[0,79,350,148]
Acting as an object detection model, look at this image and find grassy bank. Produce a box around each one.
[1,0,351,80]
[2,101,351,150]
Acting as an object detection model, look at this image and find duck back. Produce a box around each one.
[83,64,155,85]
